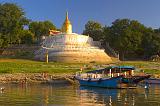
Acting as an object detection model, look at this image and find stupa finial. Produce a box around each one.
[61,11,72,34]
[66,11,69,20]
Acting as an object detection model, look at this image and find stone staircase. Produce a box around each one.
[105,42,119,58]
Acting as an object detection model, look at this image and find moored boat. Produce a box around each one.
[75,66,151,88]
[144,78,160,84]
[75,74,123,88]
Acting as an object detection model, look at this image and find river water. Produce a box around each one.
[0,83,160,106]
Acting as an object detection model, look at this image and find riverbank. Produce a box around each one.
[0,58,159,84]
[0,72,160,85]
[0,73,75,84]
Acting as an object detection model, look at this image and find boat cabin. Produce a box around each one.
[86,66,135,78]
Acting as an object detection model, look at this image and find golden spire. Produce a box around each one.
[61,11,72,34]
[66,11,69,20]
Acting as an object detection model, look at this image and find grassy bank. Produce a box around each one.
[0,59,87,73]
[0,58,159,74]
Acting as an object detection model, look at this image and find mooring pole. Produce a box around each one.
[46,49,48,63]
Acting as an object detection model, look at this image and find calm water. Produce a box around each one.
[0,83,160,106]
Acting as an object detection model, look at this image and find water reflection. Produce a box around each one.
[0,84,159,106]
[77,85,160,106]
[78,86,118,106]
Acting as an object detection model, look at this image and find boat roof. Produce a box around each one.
[109,66,134,69]
[86,66,135,74]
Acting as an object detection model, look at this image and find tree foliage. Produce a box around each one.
[104,19,145,59]
[104,19,160,60]
[83,20,103,41]
[29,20,56,43]
[0,3,29,48]
[19,30,34,45]
[83,19,160,60]
[0,3,57,48]
[142,29,160,57]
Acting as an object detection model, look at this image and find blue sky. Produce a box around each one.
[0,0,160,33]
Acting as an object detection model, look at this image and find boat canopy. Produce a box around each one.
[86,66,135,74]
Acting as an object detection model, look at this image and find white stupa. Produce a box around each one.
[35,12,112,63]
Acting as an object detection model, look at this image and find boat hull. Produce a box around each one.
[122,75,151,84]
[145,78,160,84]
[76,76,123,88]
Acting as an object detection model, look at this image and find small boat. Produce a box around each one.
[75,74,123,88]
[144,78,160,84]
[75,66,150,89]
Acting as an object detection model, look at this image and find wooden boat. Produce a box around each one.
[144,78,160,84]
[75,66,150,88]
[75,75,123,88]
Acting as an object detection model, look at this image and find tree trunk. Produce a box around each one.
[119,51,125,61]
[0,49,4,55]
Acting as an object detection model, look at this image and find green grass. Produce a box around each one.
[0,58,159,74]
[0,59,91,73]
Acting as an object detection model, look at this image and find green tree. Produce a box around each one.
[20,30,34,45]
[153,28,160,56]
[0,3,29,48]
[0,33,4,48]
[83,20,103,41]
[142,30,160,57]
[29,20,56,43]
[104,19,147,60]
[154,28,160,34]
